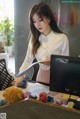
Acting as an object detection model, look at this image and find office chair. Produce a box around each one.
[0,59,14,90]
[31,58,39,81]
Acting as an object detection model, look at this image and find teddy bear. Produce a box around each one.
[3,86,25,105]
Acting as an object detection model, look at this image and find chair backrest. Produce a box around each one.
[0,59,14,90]
[0,53,9,68]
[31,59,39,81]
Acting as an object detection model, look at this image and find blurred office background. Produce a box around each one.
[14,0,80,74]
[44,0,80,57]
[1,0,79,74]
[0,0,15,74]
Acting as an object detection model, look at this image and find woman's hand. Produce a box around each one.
[41,60,50,65]
[40,57,50,65]
[12,76,24,86]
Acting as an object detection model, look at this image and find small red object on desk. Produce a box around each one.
[39,92,47,103]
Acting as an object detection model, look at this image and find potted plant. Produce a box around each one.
[0,17,14,56]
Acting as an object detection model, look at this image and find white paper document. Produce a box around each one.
[16,61,41,78]
[27,82,50,97]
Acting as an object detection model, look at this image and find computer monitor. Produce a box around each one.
[50,55,80,96]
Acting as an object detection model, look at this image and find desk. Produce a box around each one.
[0,99,80,119]
[0,82,80,119]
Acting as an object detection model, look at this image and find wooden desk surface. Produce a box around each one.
[0,82,80,119]
[0,99,80,119]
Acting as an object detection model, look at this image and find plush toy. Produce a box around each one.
[3,86,25,105]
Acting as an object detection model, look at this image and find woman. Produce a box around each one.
[14,2,69,86]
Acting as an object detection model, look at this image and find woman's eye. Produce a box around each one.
[33,21,36,23]
[39,19,43,21]
[33,18,43,24]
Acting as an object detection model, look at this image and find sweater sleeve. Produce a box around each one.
[61,34,69,56]
[19,39,34,72]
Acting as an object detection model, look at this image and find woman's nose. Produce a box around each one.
[35,22,40,27]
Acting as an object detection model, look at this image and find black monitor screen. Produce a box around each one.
[50,55,80,96]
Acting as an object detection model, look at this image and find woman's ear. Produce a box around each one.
[47,18,50,24]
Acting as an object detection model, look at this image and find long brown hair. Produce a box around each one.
[29,2,62,56]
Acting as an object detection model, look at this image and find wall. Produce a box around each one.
[42,0,80,57]
[14,0,40,74]
[14,0,80,74]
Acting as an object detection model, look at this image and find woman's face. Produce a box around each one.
[32,13,51,35]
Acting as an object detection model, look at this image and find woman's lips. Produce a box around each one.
[38,28,42,31]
